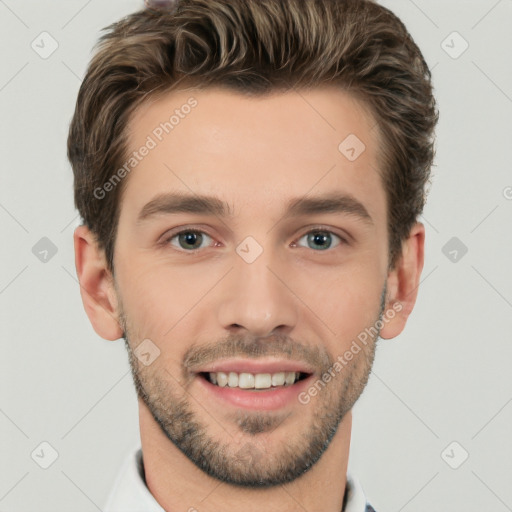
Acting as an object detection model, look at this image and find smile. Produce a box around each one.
[203,371,309,390]
[194,360,315,411]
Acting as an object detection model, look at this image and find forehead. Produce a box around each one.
[122,86,385,221]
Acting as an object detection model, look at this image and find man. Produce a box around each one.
[67,0,437,510]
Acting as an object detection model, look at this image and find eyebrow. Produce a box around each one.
[285,193,373,225]
[137,191,373,225]
[137,193,232,222]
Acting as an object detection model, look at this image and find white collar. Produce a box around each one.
[103,446,372,512]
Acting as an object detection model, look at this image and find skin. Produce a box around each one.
[74,86,424,512]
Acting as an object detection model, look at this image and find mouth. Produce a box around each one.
[193,360,315,411]
[199,371,310,391]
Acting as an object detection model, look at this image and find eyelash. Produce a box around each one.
[161,226,349,253]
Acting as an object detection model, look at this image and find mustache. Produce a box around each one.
[182,332,333,373]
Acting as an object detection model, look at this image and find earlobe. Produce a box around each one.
[73,225,123,341]
[379,222,425,340]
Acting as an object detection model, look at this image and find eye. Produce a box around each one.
[168,230,214,251]
[296,230,343,251]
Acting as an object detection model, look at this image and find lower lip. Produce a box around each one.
[196,374,314,411]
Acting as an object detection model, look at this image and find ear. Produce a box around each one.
[379,222,425,340]
[73,225,123,341]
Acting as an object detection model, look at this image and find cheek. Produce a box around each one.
[116,259,172,335]
[293,261,384,343]
[116,255,216,339]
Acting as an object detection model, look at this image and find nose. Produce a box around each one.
[216,248,299,337]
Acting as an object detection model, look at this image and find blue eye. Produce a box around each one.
[164,228,345,253]
[169,230,213,251]
[296,230,342,251]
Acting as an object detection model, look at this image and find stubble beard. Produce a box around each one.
[118,287,385,488]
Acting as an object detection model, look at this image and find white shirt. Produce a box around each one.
[103,446,374,512]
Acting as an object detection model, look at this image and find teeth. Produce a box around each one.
[216,372,228,387]
[254,373,271,389]
[228,372,238,387]
[271,372,285,386]
[285,372,296,385]
[207,371,302,389]
[239,373,255,389]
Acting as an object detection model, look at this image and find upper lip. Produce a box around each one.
[192,358,315,375]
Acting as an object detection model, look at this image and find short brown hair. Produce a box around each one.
[68,0,438,271]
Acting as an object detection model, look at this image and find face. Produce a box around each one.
[112,87,391,487]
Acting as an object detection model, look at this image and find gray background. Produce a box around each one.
[1,0,511,510]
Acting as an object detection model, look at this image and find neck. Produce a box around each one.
[139,399,352,512]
